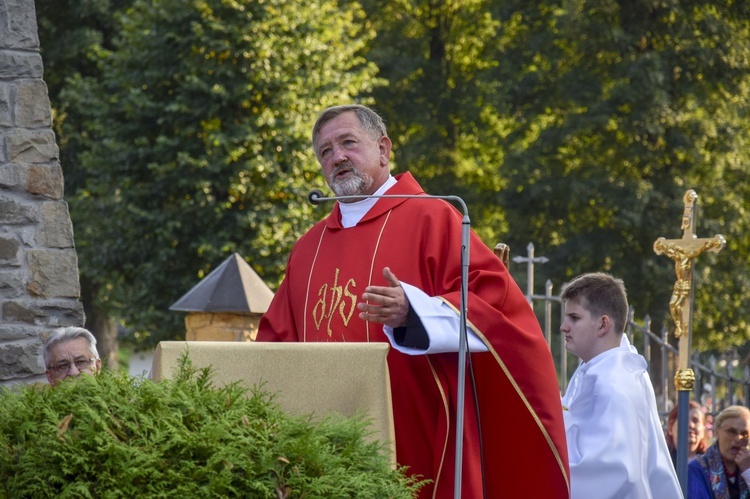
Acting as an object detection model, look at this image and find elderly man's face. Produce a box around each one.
[45,337,101,386]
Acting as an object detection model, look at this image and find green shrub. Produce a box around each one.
[0,356,423,498]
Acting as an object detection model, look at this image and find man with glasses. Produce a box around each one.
[689,405,750,498]
[42,327,102,386]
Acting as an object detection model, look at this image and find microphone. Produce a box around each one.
[307,187,473,498]
[308,189,326,205]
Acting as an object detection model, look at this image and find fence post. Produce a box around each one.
[710,356,717,414]
[692,350,704,406]
[727,354,737,406]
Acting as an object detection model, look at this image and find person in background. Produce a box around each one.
[560,272,682,498]
[256,104,570,498]
[42,326,101,386]
[666,400,709,467]
[688,405,750,499]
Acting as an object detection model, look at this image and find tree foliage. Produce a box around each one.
[37,0,750,352]
[490,0,750,350]
[50,0,380,345]
[0,357,422,497]
[361,0,750,351]
[361,0,512,244]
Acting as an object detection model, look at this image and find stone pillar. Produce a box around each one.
[0,0,85,386]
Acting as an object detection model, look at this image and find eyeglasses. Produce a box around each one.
[48,357,97,375]
[721,427,750,440]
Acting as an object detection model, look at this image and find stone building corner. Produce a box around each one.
[0,0,85,386]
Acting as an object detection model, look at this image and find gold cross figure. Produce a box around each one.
[653,190,725,379]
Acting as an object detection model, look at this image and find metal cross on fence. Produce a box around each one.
[512,242,549,303]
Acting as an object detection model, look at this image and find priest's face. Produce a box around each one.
[717,416,750,465]
[314,111,392,201]
[560,298,601,362]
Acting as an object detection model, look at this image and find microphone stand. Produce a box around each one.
[309,190,471,499]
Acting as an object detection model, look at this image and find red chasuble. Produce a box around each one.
[257,173,570,498]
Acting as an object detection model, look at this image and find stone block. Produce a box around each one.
[0,0,40,50]
[5,128,57,163]
[0,269,24,297]
[37,299,85,326]
[184,312,260,342]
[0,51,43,79]
[2,300,34,323]
[2,298,84,326]
[0,323,39,341]
[37,201,74,248]
[0,193,36,225]
[26,162,63,198]
[0,163,26,190]
[0,82,11,127]
[15,79,51,127]
[26,248,81,298]
[0,339,42,380]
[0,235,19,261]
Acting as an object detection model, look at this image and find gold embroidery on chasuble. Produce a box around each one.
[312,268,358,336]
[303,210,394,342]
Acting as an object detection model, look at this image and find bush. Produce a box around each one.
[0,356,423,498]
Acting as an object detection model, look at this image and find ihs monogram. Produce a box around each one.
[312,268,358,337]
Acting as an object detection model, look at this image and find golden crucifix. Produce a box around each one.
[653,189,725,389]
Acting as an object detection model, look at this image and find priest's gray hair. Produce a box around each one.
[312,104,387,149]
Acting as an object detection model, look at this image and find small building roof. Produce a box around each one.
[169,253,274,314]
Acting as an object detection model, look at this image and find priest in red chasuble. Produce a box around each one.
[257,104,570,498]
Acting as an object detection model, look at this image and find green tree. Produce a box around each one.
[361,0,512,244]
[492,0,750,350]
[361,0,750,351]
[37,0,137,367]
[59,0,380,347]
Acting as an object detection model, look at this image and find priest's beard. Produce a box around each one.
[328,166,374,199]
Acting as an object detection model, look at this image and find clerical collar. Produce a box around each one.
[339,176,397,228]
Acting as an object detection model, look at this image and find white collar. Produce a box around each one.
[339,175,397,228]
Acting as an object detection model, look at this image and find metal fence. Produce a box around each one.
[510,243,750,421]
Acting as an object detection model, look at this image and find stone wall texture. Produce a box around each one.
[0,0,85,386]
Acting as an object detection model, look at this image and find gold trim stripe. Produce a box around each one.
[439,297,571,492]
[427,356,450,499]
[365,210,393,342]
[303,228,328,342]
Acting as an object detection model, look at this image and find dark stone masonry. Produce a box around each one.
[0,0,85,386]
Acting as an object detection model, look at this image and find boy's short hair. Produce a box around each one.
[561,272,629,335]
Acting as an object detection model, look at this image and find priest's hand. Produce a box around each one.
[358,267,409,328]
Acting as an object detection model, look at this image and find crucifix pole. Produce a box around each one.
[653,189,725,495]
